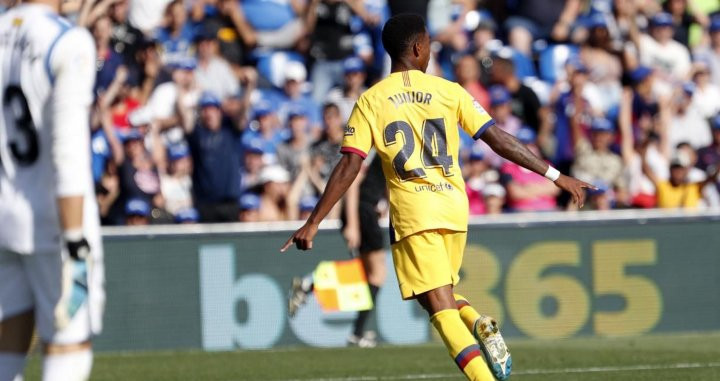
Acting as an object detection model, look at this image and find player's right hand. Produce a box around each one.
[66,238,90,261]
[553,174,595,208]
[281,223,319,252]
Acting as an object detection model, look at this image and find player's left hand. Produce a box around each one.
[281,223,319,252]
[553,174,596,208]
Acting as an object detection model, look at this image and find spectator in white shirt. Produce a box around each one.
[638,12,691,87]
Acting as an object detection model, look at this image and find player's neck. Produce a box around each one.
[390,58,422,74]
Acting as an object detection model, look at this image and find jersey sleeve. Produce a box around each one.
[50,27,97,197]
[341,96,374,159]
[455,84,496,140]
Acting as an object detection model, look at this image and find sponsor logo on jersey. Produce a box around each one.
[344,125,355,137]
[472,100,487,114]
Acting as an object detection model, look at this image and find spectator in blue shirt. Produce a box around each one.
[243,101,290,158]
[155,0,197,65]
[186,92,243,222]
[262,61,322,129]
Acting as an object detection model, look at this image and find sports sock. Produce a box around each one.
[454,293,481,333]
[352,284,380,337]
[430,309,494,381]
[42,349,92,381]
[0,353,26,381]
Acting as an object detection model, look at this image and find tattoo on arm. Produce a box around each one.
[480,125,549,176]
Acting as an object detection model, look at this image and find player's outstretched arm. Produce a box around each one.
[480,125,595,207]
[281,153,364,252]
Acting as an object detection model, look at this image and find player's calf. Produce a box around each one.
[42,341,92,381]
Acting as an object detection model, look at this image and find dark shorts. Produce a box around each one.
[343,202,385,254]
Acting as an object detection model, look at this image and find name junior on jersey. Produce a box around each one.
[387,90,432,108]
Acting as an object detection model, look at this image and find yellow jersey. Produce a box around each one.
[656,181,701,209]
[341,70,495,242]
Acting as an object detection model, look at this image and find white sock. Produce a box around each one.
[42,350,92,381]
[0,353,26,381]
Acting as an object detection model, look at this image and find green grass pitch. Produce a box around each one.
[24,332,720,380]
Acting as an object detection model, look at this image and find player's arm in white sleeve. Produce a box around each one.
[50,27,97,258]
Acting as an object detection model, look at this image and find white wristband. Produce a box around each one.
[544,166,561,182]
[63,229,84,242]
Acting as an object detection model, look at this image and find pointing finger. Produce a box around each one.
[280,236,295,252]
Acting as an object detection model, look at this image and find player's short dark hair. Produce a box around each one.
[381,14,427,61]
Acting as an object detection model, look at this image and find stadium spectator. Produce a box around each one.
[306,0,363,103]
[464,147,500,216]
[455,54,490,111]
[697,115,720,171]
[240,139,266,194]
[155,0,197,65]
[570,117,627,206]
[128,0,173,33]
[668,82,712,150]
[241,0,306,49]
[109,0,143,65]
[186,92,243,222]
[125,198,152,225]
[159,144,194,218]
[643,150,720,208]
[310,103,345,185]
[477,85,522,168]
[483,183,507,215]
[191,0,255,67]
[194,28,240,104]
[298,195,319,220]
[117,129,163,220]
[500,128,560,212]
[579,12,623,112]
[175,207,200,224]
[326,56,368,122]
[694,17,720,86]
[257,165,292,221]
[277,108,312,179]
[663,0,708,48]
[239,193,262,222]
[92,14,124,93]
[148,58,199,131]
[243,101,285,158]
[637,12,691,89]
[262,61,322,129]
[490,55,543,132]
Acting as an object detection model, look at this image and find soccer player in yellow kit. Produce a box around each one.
[281,14,593,381]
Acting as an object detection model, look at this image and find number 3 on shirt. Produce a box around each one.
[383,118,453,181]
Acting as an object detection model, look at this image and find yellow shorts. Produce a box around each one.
[391,229,467,300]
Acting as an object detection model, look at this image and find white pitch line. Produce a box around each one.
[279,361,720,381]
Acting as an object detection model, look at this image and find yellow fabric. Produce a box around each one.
[655,181,701,209]
[392,229,466,300]
[342,70,495,241]
[454,293,481,332]
[431,309,494,381]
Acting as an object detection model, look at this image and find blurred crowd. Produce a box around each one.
[4,0,720,225]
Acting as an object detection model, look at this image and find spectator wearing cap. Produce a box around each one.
[475,85,521,168]
[257,165,291,222]
[175,207,200,224]
[125,198,152,226]
[186,91,243,222]
[637,12,691,86]
[239,193,261,222]
[464,146,500,216]
[277,107,312,180]
[694,17,720,87]
[490,56,544,133]
[584,181,612,211]
[326,57,368,122]
[242,101,285,158]
[154,0,197,65]
[571,117,627,204]
[306,0,363,103]
[147,57,199,131]
[697,114,720,171]
[483,183,507,215]
[194,28,240,103]
[668,82,712,150]
[500,127,560,212]
[160,143,194,217]
[468,10,498,63]
[117,128,163,224]
[454,55,491,112]
[263,61,322,129]
[240,138,267,194]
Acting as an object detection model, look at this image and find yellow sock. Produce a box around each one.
[454,293,481,332]
[430,309,494,381]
